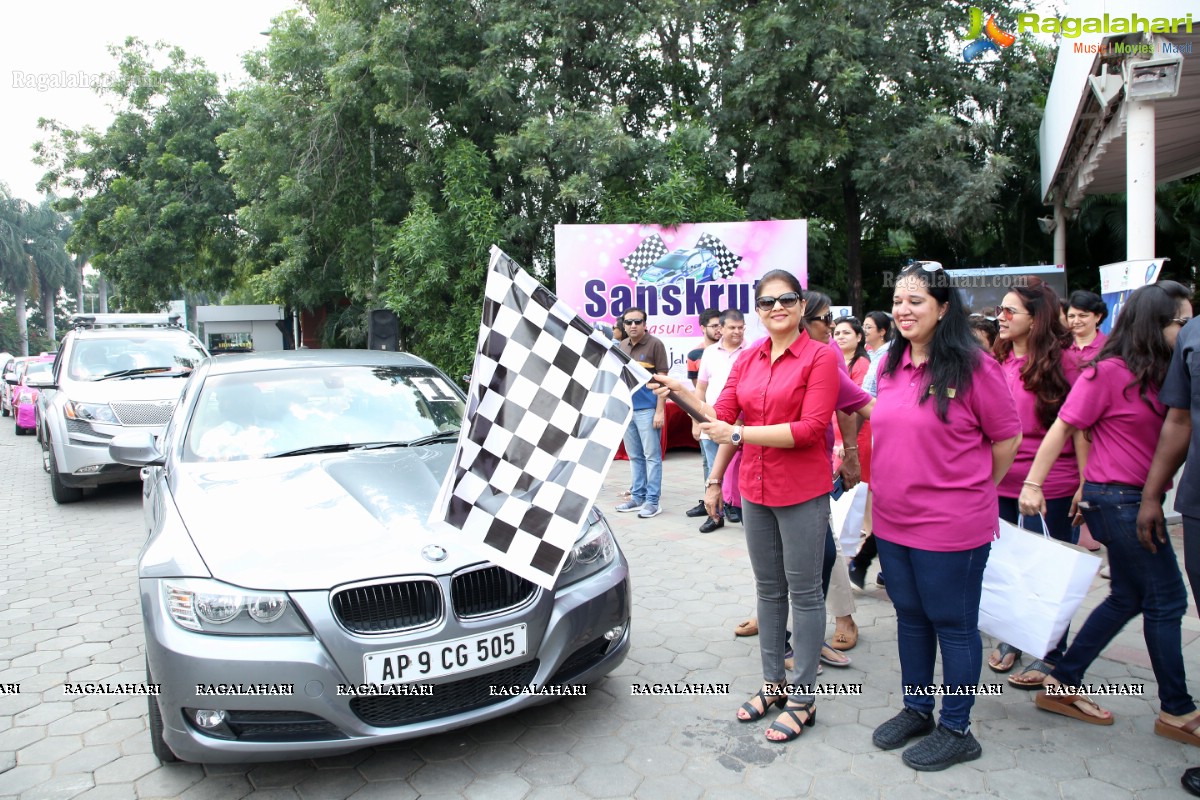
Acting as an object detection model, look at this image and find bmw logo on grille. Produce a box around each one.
[421,545,448,563]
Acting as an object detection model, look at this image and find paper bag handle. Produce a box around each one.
[1017,513,1052,540]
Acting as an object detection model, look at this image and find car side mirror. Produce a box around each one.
[26,377,55,390]
[109,431,166,467]
[4,377,17,386]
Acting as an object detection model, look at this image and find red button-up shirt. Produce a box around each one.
[713,331,839,506]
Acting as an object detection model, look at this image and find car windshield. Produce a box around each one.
[68,337,207,381]
[184,365,465,462]
[24,363,52,382]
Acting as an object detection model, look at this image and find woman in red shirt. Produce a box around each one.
[701,269,839,743]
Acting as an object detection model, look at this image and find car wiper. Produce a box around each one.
[97,367,191,380]
[266,443,357,458]
[402,430,461,447]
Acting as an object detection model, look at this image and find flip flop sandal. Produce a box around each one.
[1034,690,1114,725]
[766,703,817,743]
[820,643,852,668]
[1155,717,1200,747]
[737,687,786,723]
[831,621,859,651]
[987,642,1021,673]
[734,619,759,637]
[1009,659,1055,690]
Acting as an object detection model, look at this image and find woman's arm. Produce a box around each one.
[991,434,1021,485]
[1017,418,1079,515]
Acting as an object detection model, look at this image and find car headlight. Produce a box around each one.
[162,578,310,635]
[64,400,119,424]
[556,509,617,588]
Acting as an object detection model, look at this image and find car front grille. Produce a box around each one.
[111,401,174,426]
[451,566,536,619]
[548,636,612,685]
[349,660,539,727]
[224,710,345,741]
[332,579,443,634]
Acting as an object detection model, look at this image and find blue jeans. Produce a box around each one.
[876,538,990,732]
[622,408,662,506]
[700,438,719,483]
[998,495,1073,664]
[1051,482,1195,715]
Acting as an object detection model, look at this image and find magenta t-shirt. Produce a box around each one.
[995,353,1081,500]
[1058,358,1168,487]
[1064,331,1106,373]
[873,349,1021,551]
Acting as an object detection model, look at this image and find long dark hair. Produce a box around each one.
[865,311,894,344]
[834,316,868,372]
[883,263,979,422]
[993,283,1072,430]
[1092,280,1192,410]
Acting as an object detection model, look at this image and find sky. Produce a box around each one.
[1,0,298,203]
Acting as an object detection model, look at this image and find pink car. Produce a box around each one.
[13,357,54,436]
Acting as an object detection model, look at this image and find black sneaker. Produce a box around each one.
[685,500,708,518]
[698,516,724,533]
[876,571,886,588]
[901,724,982,772]
[847,561,866,590]
[725,503,742,524]
[872,708,935,750]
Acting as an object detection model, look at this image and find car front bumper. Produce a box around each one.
[143,554,631,763]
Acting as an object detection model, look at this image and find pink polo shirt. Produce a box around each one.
[1058,358,1168,487]
[996,353,1081,500]
[1064,331,1106,372]
[713,331,839,506]
[872,349,1021,551]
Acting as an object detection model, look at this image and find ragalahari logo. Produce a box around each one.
[963,7,1016,62]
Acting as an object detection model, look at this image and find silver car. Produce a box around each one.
[40,314,208,503]
[110,350,630,763]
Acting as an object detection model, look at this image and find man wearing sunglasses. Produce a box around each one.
[617,307,670,518]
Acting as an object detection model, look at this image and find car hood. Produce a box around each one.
[172,446,467,590]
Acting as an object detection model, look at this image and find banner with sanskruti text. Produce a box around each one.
[554,221,807,384]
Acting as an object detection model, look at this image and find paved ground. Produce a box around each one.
[1,430,1198,799]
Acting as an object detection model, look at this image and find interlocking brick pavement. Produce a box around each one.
[1,429,1198,799]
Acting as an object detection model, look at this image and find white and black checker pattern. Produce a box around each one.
[432,247,650,589]
[619,234,669,281]
[695,232,742,279]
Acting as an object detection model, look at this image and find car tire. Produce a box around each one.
[47,444,84,504]
[146,662,180,763]
[15,421,24,436]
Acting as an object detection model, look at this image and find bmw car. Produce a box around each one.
[109,350,630,763]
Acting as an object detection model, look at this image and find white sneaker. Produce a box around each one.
[637,503,662,519]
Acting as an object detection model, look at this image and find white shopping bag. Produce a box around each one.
[978,517,1101,658]
[830,482,868,556]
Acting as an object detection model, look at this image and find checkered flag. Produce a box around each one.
[695,232,742,279]
[619,234,669,281]
[429,246,651,589]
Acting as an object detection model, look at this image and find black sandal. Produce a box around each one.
[987,642,1021,674]
[737,686,786,723]
[766,702,817,742]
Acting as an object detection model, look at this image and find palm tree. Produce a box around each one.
[0,187,36,356]
[26,198,74,343]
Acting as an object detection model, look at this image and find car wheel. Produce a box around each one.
[47,445,84,504]
[146,662,180,763]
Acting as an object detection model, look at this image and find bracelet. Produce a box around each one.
[1022,480,1042,490]
[843,446,858,452]
[706,478,723,487]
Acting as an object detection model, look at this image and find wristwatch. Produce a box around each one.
[731,426,744,446]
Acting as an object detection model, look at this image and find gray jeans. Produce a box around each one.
[743,494,830,703]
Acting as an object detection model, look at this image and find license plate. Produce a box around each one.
[363,624,528,685]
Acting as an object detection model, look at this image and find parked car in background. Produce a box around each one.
[109,349,630,763]
[39,314,208,503]
[2,354,30,417]
[13,357,54,435]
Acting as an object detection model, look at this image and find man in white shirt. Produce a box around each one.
[692,309,748,532]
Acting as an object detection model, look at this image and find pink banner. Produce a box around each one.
[554,221,808,382]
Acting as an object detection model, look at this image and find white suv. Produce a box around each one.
[39,314,208,503]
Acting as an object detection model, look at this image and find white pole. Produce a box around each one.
[1053,198,1066,267]
[1125,99,1156,260]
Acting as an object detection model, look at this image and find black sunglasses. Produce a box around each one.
[623,317,646,325]
[808,311,834,325]
[755,292,802,311]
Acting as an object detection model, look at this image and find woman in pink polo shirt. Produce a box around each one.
[869,261,1021,771]
[699,269,839,744]
[1064,290,1108,370]
[1019,281,1200,739]
[987,282,1082,687]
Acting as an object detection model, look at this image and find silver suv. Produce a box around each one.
[39,314,208,503]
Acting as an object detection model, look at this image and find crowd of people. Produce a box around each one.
[613,266,1200,784]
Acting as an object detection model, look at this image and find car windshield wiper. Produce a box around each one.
[266,443,357,458]
[401,430,461,447]
[97,367,191,380]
